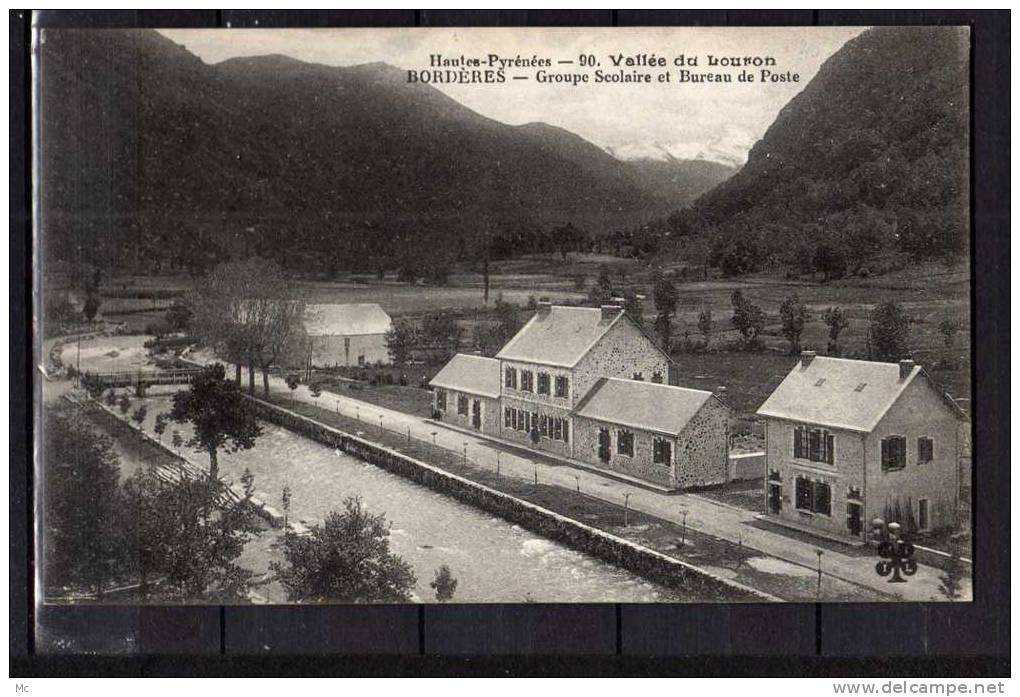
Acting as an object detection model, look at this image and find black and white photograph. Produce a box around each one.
[33,23,975,612]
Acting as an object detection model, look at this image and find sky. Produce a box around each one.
[159,26,865,167]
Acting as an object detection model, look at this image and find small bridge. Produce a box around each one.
[83,368,205,395]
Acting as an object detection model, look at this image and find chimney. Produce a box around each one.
[537,300,552,317]
[800,350,816,367]
[601,304,622,321]
[899,359,915,380]
[610,296,626,305]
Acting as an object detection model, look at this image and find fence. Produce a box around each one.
[245,395,776,602]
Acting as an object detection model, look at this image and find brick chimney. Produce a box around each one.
[601,304,622,321]
[537,300,552,317]
[899,359,915,380]
[800,350,816,367]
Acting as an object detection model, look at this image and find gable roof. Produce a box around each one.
[302,303,392,337]
[756,355,966,433]
[495,305,627,368]
[573,377,717,436]
[429,354,501,398]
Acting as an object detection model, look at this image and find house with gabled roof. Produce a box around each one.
[302,303,392,367]
[431,301,731,489]
[757,351,968,540]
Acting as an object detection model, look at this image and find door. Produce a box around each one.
[767,481,782,515]
[471,399,481,429]
[597,427,611,463]
[846,501,863,537]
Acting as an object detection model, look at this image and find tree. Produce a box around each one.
[730,290,765,349]
[823,306,851,356]
[169,363,262,480]
[240,468,256,499]
[82,293,101,323]
[697,309,713,347]
[430,565,458,602]
[153,413,168,442]
[587,264,614,305]
[622,290,644,325]
[938,317,960,350]
[171,430,183,454]
[105,388,118,407]
[779,294,808,354]
[281,485,292,528]
[165,299,193,333]
[121,468,261,601]
[270,496,416,603]
[385,321,417,366]
[131,404,148,429]
[43,405,129,597]
[653,272,678,352]
[118,392,132,415]
[285,373,300,403]
[422,312,460,361]
[867,301,910,361]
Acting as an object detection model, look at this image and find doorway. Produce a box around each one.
[767,481,782,515]
[846,500,863,537]
[597,427,611,463]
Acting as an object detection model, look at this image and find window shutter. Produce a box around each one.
[826,433,834,464]
[794,428,803,458]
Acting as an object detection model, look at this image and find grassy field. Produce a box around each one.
[64,255,970,424]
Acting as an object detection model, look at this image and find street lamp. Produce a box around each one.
[623,492,631,527]
[680,508,689,547]
[462,442,468,464]
[430,431,437,458]
[496,451,501,476]
[871,518,917,583]
[378,415,383,436]
[815,549,824,599]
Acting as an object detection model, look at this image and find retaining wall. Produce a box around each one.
[246,396,776,602]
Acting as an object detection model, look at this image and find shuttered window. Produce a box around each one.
[795,477,831,515]
[653,437,672,465]
[917,437,933,464]
[794,426,834,464]
[537,373,551,395]
[881,436,907,471]
[554,376,569,398]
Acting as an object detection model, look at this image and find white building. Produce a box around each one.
[302,303,393,367]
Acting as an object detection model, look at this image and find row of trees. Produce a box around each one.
[189,257,306,397]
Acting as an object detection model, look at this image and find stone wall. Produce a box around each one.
[246,396,773,601]
[866,377,963,533]
[675,398,729,488]
[571,415,676,488]
[308,333,390,367]
[497,394,572,457]
[571,319,671,409]
[764,418,866,539]
[729,452,765,481]
[434,388,500,435]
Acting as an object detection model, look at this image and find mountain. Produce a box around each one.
[623,158,737,205]
[39,29,696,276]
[691,26,969,275]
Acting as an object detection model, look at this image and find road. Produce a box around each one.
[184,351,965,602]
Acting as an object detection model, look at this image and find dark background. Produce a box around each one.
[9,9,1010,677]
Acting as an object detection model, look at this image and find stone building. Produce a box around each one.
[429,354,501,433]
[430,302,730,490]
[757,352,968,540]
[573,378,729,489]
[302,303,392,367]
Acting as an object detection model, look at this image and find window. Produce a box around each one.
[854,382,867,392]
[632,372,644,381]
[537,372,550,395]
[795,477,832,515]
[457,395,469,416]
[554,376,569,398]
[651,371,663,384]
[520,370,534,392]
[505,367,517,389]
[653,437,672,465]
[617,430,634,457]
[504,407,512,427]
[436,389,447,411]
[562,420,569,443]
[917,437,933,464]
[539,415,549,436]
[551,418,563,441]
[881,436,907,471]
[794,426,834,464]
[814,378,826,387]
[918,498,930,531]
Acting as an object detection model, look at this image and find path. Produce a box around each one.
[185,351,964,602]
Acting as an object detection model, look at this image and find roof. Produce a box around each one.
[573,378,716,436]
[756,355,965,433]
[302,303,392,336]
[429,354,501,398]
[495,305,626,368]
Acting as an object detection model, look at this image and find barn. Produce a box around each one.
[302,303,393,367]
